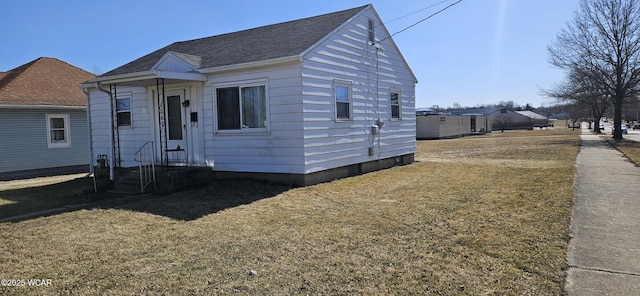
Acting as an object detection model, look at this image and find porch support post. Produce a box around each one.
[157,78,168,169]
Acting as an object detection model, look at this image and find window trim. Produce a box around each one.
[46,113,71,148]
[390,89,401,120]
[116,94,132,127]
[334,80,353,121]
[213,79,269,134]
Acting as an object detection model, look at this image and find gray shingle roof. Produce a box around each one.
[101,5,368,77]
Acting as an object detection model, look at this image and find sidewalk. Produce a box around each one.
[565,128,640,295]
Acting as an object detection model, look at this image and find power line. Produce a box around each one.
[381,0,463,42]
[384,0,450,25]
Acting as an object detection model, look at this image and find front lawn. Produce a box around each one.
[0,129,580,295]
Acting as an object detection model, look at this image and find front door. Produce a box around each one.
[164,90,187,164]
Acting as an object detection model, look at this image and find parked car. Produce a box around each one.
[611,125,628,134]
[634,123,640,130]
[599,123,605,130]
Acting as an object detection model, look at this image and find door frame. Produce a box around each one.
[155,88,189,165]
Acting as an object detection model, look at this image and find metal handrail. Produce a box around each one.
[134,141,156,193]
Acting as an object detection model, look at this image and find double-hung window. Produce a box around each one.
[116,97,131,126]
[216,83,267,131]
[46,114,70,148]
[335,81,352,121]
[390,91,401,119]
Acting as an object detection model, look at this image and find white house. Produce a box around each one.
[81,4,417,186]
[0,57,94,180]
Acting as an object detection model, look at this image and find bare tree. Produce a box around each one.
[543,67,612,132]
[548,0,640,139]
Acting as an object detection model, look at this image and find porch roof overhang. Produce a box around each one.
[81,70,207,88]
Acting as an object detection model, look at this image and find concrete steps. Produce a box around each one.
[109,167,213,195]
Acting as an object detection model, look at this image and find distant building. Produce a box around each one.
[416,112,489,140]
[515,110,550,128]
[449,108,537,130]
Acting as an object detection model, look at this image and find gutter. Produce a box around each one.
[0,104,86,110]
[82,87,97,193]
[82,70,206,86]
[94,82,116,181]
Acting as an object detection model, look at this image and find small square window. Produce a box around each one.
[46,114,70,148]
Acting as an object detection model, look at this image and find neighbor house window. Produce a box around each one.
[216,84,267,131]
[116,97,131,126]
[335,81,352,120]
[46,114,70,148]
[390,91,401,119]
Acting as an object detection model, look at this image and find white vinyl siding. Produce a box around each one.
[299,8,416,174]
[88,87,153,168]
[204,64,306,174]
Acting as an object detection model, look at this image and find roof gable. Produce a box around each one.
[0,57,95,106]
[100,5,368,77]
[152,51,201,72]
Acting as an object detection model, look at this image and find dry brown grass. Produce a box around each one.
[0,174,97,219]
[602,137,640,166]
[0,129,580,295]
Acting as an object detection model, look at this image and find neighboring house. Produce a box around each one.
[416,113,489,140]
[81,4,417,186]
[0,57,95,180]
[450,108,534,131]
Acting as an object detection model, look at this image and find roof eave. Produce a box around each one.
[0,104,86,110]
[82,70,207,88]
[199,56,300,74]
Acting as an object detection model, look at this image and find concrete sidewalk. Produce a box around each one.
[565,129,640,295]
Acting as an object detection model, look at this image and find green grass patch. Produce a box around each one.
[0,129,580,295]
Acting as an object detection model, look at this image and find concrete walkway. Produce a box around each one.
[565,128,640,295]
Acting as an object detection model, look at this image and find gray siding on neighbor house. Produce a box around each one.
[0,108,90,174]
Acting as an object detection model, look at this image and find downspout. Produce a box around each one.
[95,82,115,181]
[82,87,97,193]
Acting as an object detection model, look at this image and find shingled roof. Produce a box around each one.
[0,57,95,106]
[100,5,369,77]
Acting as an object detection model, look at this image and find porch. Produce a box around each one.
[94,165,214,195]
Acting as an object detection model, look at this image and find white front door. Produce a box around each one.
[164,90,188,163]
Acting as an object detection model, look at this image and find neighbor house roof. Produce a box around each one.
[515,110,548,120]
[449,108,505,116]
[0,57,95,106]
[98,5,369,78]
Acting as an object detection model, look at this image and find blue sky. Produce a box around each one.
[0,0,579,108]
